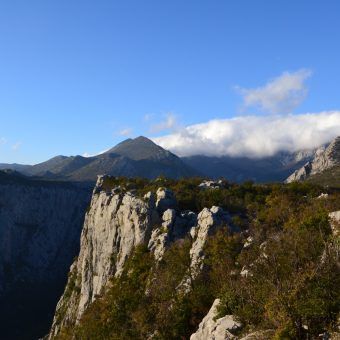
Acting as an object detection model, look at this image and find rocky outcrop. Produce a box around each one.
[190,299,241,340]
[329,211,340,236]
[198,180,225,190]
[49,177,161,336]
[190,206,233,279]
[49,176,234,338]
[148,209,197,261]
[0,171,90,340]
[155,187,178,213]
[286,136,340,182]
[190,299,277,340]
[286,161,313,182]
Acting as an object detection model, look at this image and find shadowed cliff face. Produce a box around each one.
[0,171,91,340]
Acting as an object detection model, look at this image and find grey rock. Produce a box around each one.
[199,180,224,190]
[190,206,232,278]
[148,209,177,261]
[156,187,177,214]
[286,136,340,182]
[190,299,241,340]
[148,209,197,261]
[49,178,161,337]
[178,206,233,294]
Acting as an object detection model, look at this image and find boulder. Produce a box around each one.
[190,299,241,340]
[156,187,177,213]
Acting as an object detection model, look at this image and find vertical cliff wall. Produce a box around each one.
[0,172,91,340]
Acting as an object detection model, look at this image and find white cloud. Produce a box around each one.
[238,69,312,114]
[0,137,7,145]
[150,112,178,133]
[119,128,133,137]
[12,142,21,151]
[152,111,340,158]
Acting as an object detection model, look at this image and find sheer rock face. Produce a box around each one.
[49,179,161,337]
[49,176,233,338]
[286,136,340,183]
[0,174,90,339]
[190,206,233,278]
[178,206,235,293]
[77,190,157,309]
[0,181,89,297]
[190,299,241,340]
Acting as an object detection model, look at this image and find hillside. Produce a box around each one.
[307,165,340,188]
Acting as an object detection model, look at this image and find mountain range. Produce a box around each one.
[0,137,197,182]
[0,135,339,184]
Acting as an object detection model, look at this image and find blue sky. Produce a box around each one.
[1,0,340,163]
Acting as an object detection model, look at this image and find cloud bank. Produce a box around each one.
[152,111,340,158]
[238,69,312,114]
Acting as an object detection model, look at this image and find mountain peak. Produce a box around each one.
[106,136,167,161]
[134,135,154,142]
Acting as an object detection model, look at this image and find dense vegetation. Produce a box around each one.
[58,177,340,339]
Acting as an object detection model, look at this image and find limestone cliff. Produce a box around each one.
[49,176,234,338]
[49,176,160,336]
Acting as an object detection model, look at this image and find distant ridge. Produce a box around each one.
[1,136,338,184]
[1,137,198,181]
[182,149,315,183]
[286,136,340,184]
